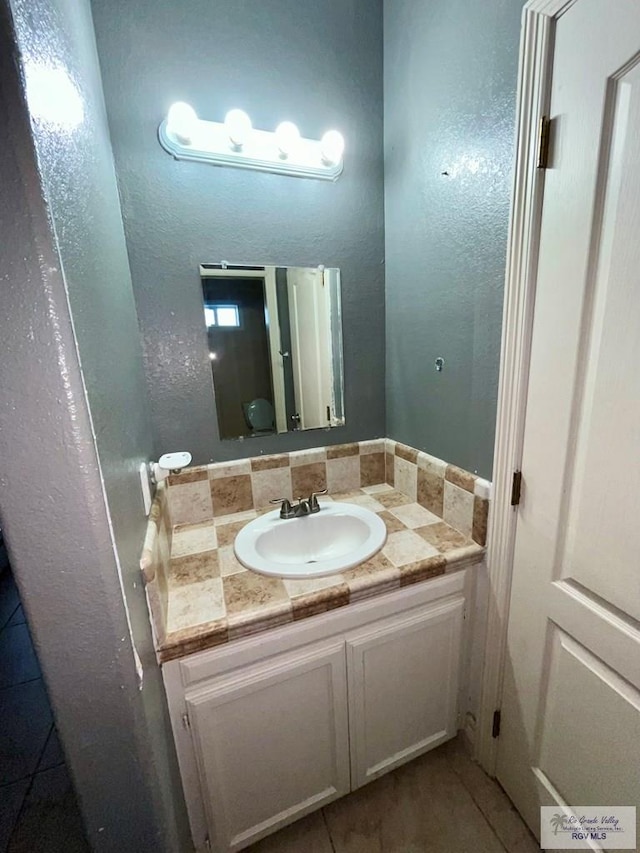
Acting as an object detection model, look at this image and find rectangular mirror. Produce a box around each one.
[200,264,345,440]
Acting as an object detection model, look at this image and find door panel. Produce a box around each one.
[186,641,349,852]
[497,0,640,836]
[559,60,640,619]
[347,598,463,789]
[535,629,640,809]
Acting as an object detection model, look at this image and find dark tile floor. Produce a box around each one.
[0,550,89,853]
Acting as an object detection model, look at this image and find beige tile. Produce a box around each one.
[209,459,252,479]
[443,543,484,570]
[385,451,395,486]
[213,509,257,526]
[250,453,290,471]
[323,746,507,853]
[445,464,476,493]
[215,520,249,548]
[283,575,346,598]
[443,481,474,537]
[218,545,247,577]
[227,608,293,641]
[245,809,333,853]
[342,551,400,601]
[171,522,217,558]
[417,451,447,476]
[383,530,440,567]
[384,438,396,455]
[327,456,361,493]
[394,456,418,501]
[389,502,441,529]
[291,584,350,620]
[399,554,447,586]
[442,738,540,853]
[376,489,412,509]
[331,490,365,501]
[474,477,491,499]
[169,551,220,587]
[362,483,393,495]
[415,521,471,553]
[334,493,385,512]
[289,447,327,467]
[358,439,386,455]
[166,577,225,633]
[327,442,360,459]
[377,510,407,534]
[210,474,254,515]
[167,480,214,526]
[360,452,385,487]
[291,462,327,498]
[167,466,208,486]
[472,496,490,546]
[160,619,228,662]
[251,466,293,509]
[417,466,444,517]
[223,571,290,616]
[395,441,419,464]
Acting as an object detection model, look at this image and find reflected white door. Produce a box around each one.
[497,0,640,838]
[287,267,333,430]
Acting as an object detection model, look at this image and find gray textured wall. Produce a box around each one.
[91,0,386,464]
[2,0,188,849]
[384,0,525,478]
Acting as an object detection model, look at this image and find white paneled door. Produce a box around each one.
[497,0,640,839]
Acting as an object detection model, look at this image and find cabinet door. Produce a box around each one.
[185,639,349,852]
[347,597,464,789]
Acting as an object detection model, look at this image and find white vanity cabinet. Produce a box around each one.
[184,640,350,852]
[163,571,472,853]
[346,597,464,789]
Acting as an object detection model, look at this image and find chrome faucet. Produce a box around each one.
[270,490,328,519]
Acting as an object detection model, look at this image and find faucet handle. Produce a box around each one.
[308,489,328,512]
[270,498,295,519]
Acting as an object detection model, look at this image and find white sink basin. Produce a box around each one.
[234,502,387,579]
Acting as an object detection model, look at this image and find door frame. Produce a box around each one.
[476,0,578,774]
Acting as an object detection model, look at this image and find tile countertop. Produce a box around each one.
[142,483,484,663]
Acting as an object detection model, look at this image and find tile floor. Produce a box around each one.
[246,738,540,853]
[0,554,89,853]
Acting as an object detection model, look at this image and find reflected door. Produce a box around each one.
[497,0,640,837]
[287,267,333,430]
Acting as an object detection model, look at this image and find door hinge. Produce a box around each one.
[511,470,522,506]
[181,711,191,731]
[537,115,551,169]
[492,709,501,738]
[204,836,211,852]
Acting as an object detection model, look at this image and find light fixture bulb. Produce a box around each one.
[320,130,345,165]
[225,109,252,148]
[275,121,300,157]
[166,102,198,144]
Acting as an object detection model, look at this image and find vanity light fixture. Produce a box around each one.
[275,121,301,158]
[166,101,198,144]
[159,102,344,180]
[224,109,252,149]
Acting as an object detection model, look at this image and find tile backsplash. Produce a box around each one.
[165,439,385,526]
[140,437,491,659]
[162,438,490,548]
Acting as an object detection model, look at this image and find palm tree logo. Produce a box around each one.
[550,813,566,835]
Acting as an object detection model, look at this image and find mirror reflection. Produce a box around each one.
[200,264,345,440]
